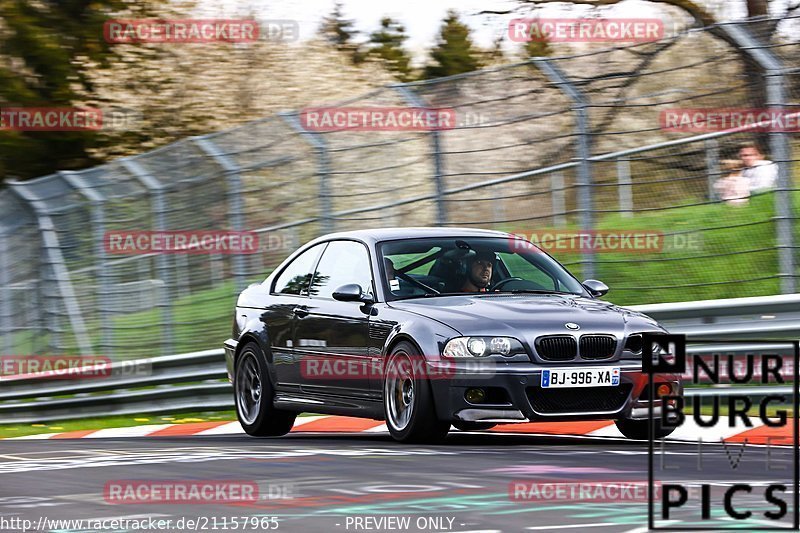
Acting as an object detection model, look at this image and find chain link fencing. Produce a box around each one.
[0,17,798,359]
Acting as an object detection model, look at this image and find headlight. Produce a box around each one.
[443,336,524,358]
[467,337,486,356]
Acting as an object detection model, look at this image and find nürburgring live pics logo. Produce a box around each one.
[644,333,799,530]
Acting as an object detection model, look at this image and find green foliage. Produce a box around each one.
[422,10,482,79]
[0,0,146,183]
[320,1,365,63]
[548,192,794,306]
[320,2,356,48]
[522,34,552,58]
[366,17,412,82]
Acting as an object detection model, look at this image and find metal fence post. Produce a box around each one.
[193,137,249,293]
[534,58,595,278]
[392,85,447,226]
[705,138,720,200]
[617,157,633,218]
[122,158,175,356]
[0,233,12,354]
[551,172,566,227]
[59,171,114,358]
[7,181,93,355]
[279,112,334,234]
[721,23,795,293]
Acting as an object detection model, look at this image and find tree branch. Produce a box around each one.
[480,0,717,27]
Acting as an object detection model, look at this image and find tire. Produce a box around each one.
[452,422,497,432]
[383,341,450,443]
[615,417,675,440]
[234,341,296,437]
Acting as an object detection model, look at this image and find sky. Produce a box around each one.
[197,0,783,60]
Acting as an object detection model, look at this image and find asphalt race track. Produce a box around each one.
[0,431,794,532]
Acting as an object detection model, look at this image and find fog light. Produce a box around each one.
[657,383,672,397]
[465,388,486,403]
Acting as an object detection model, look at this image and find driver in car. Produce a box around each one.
[461,251,494,292]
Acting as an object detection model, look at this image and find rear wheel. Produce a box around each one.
[615,418,674,440]
[452,422,497,431]
[234,342,296,437]
[383,341,450,443]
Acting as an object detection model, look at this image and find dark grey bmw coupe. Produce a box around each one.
[224,228,682,443]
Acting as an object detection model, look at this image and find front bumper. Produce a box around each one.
[223,338,237,382]
[425,360,682,423]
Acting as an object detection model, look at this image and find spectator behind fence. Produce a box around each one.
[739,143,778,193]
[714,159,750,206]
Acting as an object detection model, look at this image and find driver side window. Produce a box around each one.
[310,240,374,299]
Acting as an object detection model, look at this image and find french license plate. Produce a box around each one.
[541,367,620,388]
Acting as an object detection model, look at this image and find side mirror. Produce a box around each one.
[582,279,609,297]
[332,283,375,304]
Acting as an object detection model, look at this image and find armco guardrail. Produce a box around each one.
[630,293,800,339]
[0,294,798,424]
[0,349,229,424]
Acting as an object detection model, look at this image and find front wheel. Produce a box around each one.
[383,342,450,443]
[234,342,296,437]
[615,418,675,440]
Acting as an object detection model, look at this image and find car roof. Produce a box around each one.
[307,227,512,246]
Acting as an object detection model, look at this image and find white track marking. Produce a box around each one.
[362,423,389,433]
[194,422,244,435]
[588,417,765,443]
[670,415,762,442]
[7,433,58,440]
[85,424,172,438]
[587,423,623,438]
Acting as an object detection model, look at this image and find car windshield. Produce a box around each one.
[378,236,587,300]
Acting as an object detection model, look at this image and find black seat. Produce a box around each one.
[429,257,465,293]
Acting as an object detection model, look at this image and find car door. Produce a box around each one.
[295,240,376,399]
[266,242,326,391]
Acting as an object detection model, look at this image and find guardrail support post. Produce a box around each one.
[279,112,334,235]
[122,159,175,356]
[721,23,795,293]
[393,85,447,226]
[193,137,249,293]
[534,58,595,278]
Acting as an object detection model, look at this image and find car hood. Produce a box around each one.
[387,293,662,337]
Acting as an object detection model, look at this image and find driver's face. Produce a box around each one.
[469,259,493,288]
